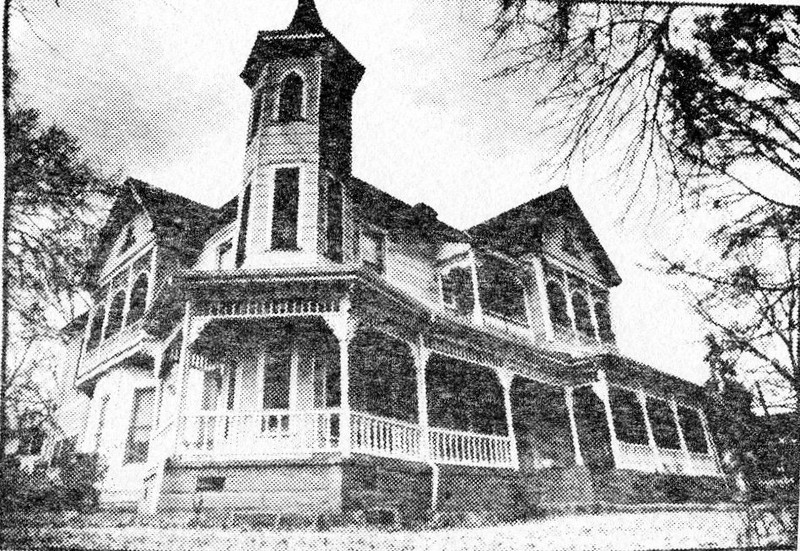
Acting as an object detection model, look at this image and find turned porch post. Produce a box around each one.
[497,368,519,469]
[565,386,584,466]
[324,297,353,457]
[670,398,694,475]
[416,334,430,460]
[594,369,621,468]
[172,301,192,455]
[638,390,663,472]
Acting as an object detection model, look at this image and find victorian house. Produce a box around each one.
[43,0,725,523]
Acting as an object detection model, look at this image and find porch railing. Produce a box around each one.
[350,411,421,460]
[179,409,340,459]
[617,441,658,472]
[428,426,514,467]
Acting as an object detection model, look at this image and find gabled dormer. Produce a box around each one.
[469,187,620,350]
[78,179,234,386]
[234,0,365,269]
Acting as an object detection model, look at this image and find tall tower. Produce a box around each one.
[235,0,364,268]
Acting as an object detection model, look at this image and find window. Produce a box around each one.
[562,227,580,258]
[677,406,708,454]
[249,89,265,140]
[441,266,474,315]
[609,387,648,445]
[646,397,681,450]
[95,395,110,451]
[196,476,225,492]
[571,292,596,338]
[360,230,385,272]
[124,388,155,463]
[271,168,300,250]
[325,178,343,262]
[594,300,614,342]
[104,291,126,338]
[235,184,252,267]
[546,281,570,328]
[120,225,135,253]
[477,256,527,324]
[126,273,149,325]
[278,73,303,122]
[201,371,223,410]
[216,241,233,270]
[262,348,291,410]
[87,305,106,350]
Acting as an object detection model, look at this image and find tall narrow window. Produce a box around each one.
[262,348,291,410]
[326,178,343,262]
[271,168,300,250]
[441,266,474,315]
[235,184,252,267]
[104,291,126,338]
[216,241,233,270]
[249,90,264,140]
[87,305,106,350]
[126,273,149,325]
[120,225,135,253]
[677,406,709,454]
[278,73,303,122]
[124,388,155,463]
[546,281,570,328]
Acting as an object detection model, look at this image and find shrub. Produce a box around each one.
[0,452,106,514]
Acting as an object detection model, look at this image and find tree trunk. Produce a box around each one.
[1,0,12,462]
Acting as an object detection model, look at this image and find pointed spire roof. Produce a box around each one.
[288,0,325,33]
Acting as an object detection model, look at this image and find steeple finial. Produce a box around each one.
[288,0,324,33]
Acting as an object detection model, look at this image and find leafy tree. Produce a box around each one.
[2,54,114,456]
[491,3,800,208]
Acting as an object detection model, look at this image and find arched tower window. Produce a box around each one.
[278,73,304,122]
[126,273,149,325]
[104,291,126,339]
[571,292,595,338]
[546,281,569,328]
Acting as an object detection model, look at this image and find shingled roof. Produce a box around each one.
[85,178,237,285]
[468,187,622,287]
[349,176,469,243]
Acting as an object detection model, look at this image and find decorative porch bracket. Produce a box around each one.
[592,369,621,468]
[670,398,694,475]
[564,386,584,467]
[638,389,664,472]
[322,296,355,458]
[496,367,519,470]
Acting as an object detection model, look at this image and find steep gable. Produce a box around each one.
[468,188,621,287]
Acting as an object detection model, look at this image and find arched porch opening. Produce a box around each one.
[180,317,342,458]
[511,378,575,471]
[426,354,506,436]
[350,328,417,423]
[573,385,614,470]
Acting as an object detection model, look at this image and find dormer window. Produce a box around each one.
[441,265,474,315]
[571,291,596,339]
[545,280,570,328]
[594,299,614,342]
[120,225,135,253]
[476,255,527,325]
[104,290,126,338]
[278,73,304,122]
[359,229,385,273]
[562,227,580,258]
[86,305,106,350]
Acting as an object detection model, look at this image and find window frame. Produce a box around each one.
[545,279,570,329]
[125,271,149,326]
[123,386,156,464]
[270,167,301,251]
[571,290,596,339]
[277,72,305,123]
[103,289,127,339]
[359,227,386,273]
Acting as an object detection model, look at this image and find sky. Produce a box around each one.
[8,0,724,385]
